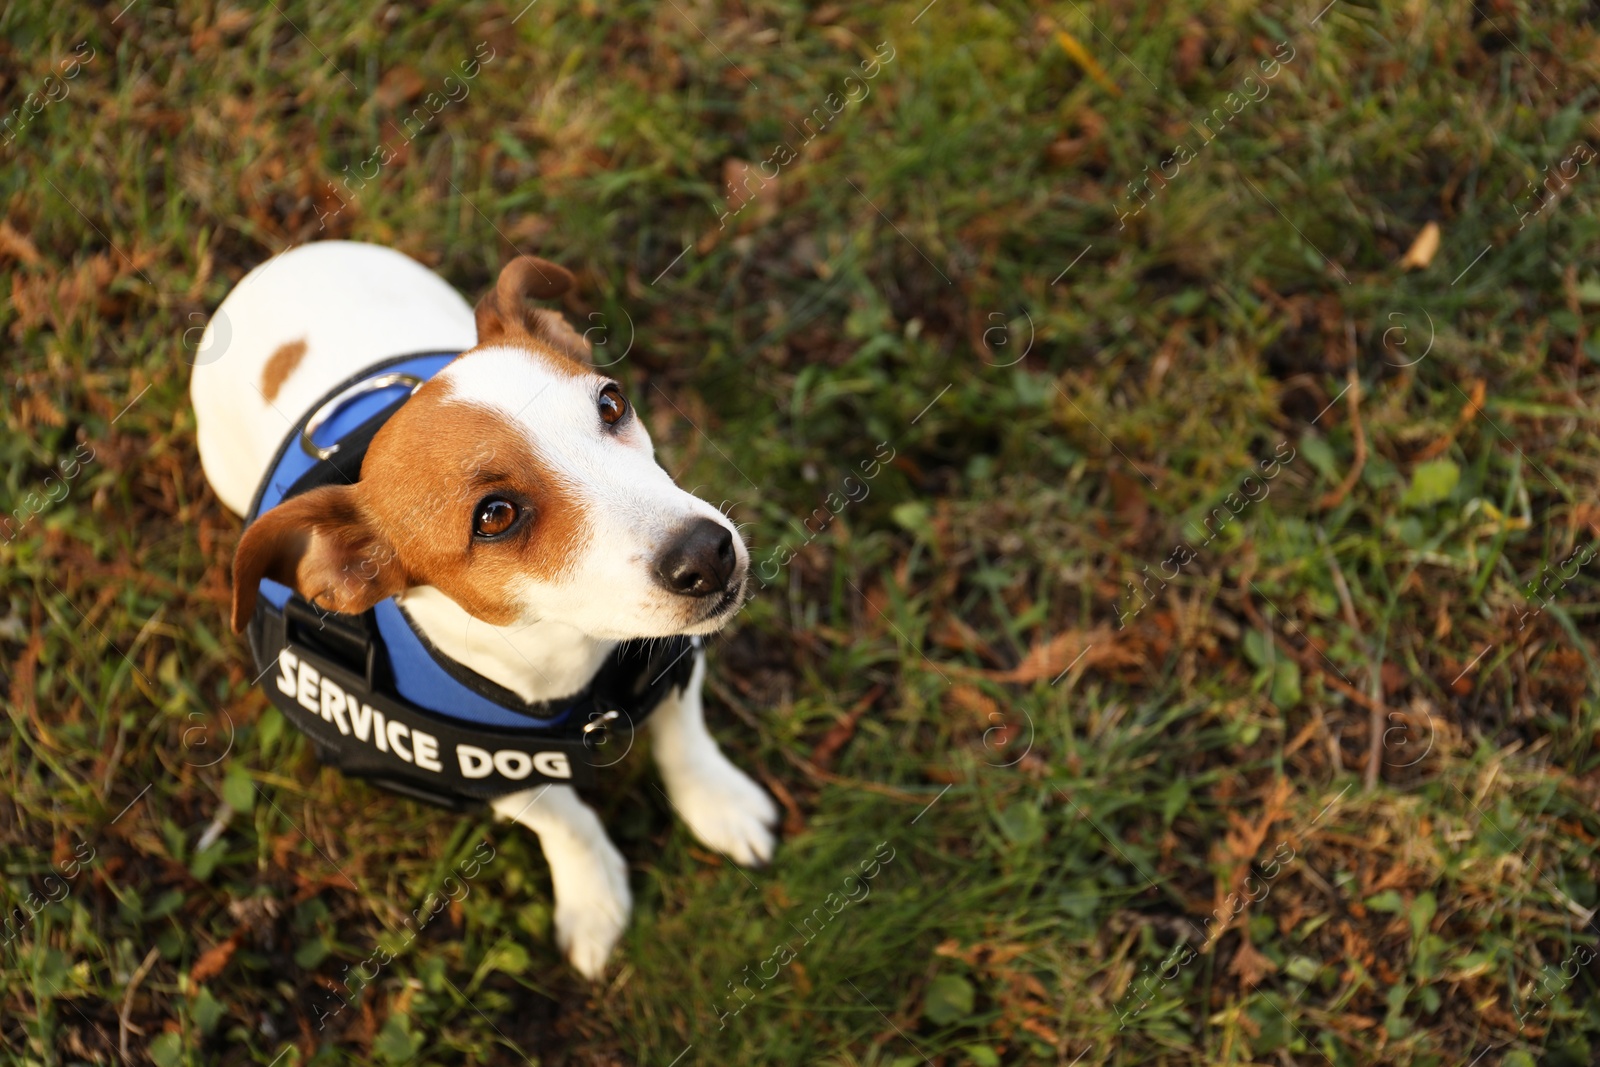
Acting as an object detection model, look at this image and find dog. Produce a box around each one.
[191,240,778,977]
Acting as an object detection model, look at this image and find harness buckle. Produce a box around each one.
[282,595,378,690]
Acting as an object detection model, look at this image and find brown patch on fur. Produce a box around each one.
[353,389,589,625]
[231,340,592,632]
[228,383,592,630]
[261,338,308,401]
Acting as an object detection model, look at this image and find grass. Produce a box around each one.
[1,0,1598,1063]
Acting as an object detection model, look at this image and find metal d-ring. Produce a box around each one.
[299,373,425,460]
[582,709,621,743]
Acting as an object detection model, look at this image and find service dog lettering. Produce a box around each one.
[274,648,571,779]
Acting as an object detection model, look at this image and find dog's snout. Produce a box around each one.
[655,519,736,598]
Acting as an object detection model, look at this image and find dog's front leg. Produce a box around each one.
[490,785,629,979]
[650,652,779,866]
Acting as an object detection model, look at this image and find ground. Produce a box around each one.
[1,1,1598,1064]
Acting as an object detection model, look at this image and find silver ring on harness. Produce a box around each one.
[583,709,621,737]
[300,372,425,460]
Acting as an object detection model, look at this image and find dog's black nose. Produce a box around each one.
[655,519,736,597]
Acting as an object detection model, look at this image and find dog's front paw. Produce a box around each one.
[665,755,780,867]
[549,836,631,979]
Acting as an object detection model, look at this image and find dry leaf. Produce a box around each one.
[1020,1016,1062,1044]
[1228,940,1278,985]
[215,6,254,36]
[967,626,1136,684]
[719,158,781,230]
[931,615,1003,666]
[506,215,552,247]
[190,937,238,983]
[1399,221,1441,270]
[0,222,41,266]
[811,685,883,770]
[1380,662,1407,695]
[1055,30,1122,97]
[1415,378,1486,461]
[1109,470,1151,533]
[375,66,427,108]
[946,682,1000,722]
[1574,502,1600,540]
[1174,22,1207,85]
[1220,776,1293,871]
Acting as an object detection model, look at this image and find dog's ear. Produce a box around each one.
[474,255,591,361]
[230,484,406,633]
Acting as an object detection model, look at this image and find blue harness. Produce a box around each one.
[244,352,696,808]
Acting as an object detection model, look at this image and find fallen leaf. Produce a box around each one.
[1109,470,1150,533]
[791,961,812,997]
[1399,221,1441,270]
[1045,107,1107,171]
[190,937,238,983]
[719,158,780,229]
[1214,776,1293,918]
[506,215,552,247]
[1020,1016,1062,1044]
[966,626,1136,684]
[759,768,807,838]
[931,615,1003,666]
[1432,598,1452,639]
[951,681,999,717]
[1174,22,1207,84]
[1055,30,1122,97]
[1228,940,1278,985]
[810,685,883,770]
[1380,662,1407,695]
[1414,379,1485,461]
[0,222,41,266]
[215,6,254,36]
[1574,502,1600,540]
[375,66,426,108]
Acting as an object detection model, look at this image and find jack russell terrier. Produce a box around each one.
[191,241,778,977]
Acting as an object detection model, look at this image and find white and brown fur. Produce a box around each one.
[191,241,777,977]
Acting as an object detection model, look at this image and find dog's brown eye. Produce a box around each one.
[598,384,628,426]
[473,497,518,538]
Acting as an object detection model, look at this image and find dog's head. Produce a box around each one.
[230,256,748,641]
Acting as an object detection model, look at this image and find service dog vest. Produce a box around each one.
[244,352,696,809]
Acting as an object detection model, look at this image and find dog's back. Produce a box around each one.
[190,241,476,515]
